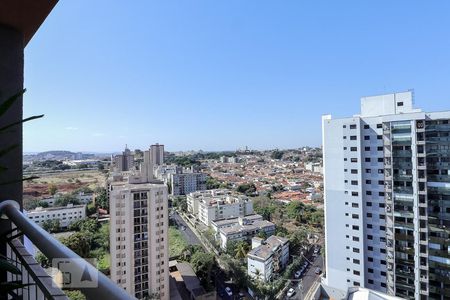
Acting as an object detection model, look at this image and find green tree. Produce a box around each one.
[48,184,58,195]
[65,290,86,300]
[36,252,50,268]
[236,183,257,196]
[41,219,60,233]
[206,177,221,189]
[54,194,80,207]
[94,188,109,210]
[234,241,250,259]
[60,232,91,258]
[190,252,215,290]
[270,150,284,160]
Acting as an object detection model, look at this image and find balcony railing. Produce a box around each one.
[0,200,135,300]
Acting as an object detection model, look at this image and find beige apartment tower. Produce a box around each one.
[109,178,169,299]
[150,144,164,166]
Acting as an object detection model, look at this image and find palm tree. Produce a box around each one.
[234,241,249,259]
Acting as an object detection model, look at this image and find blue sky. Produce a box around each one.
[24,1,450,152]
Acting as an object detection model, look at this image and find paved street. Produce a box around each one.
[284,247,324,300]
[171,211,202,246]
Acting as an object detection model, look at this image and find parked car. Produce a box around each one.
[314,246,320,255]
[294,270,302,278]
[315,267,321,274]
[225,287,233,296]
[238,291,245,299]
[287,288,296,298]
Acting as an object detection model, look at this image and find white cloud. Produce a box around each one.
[65,126,79,131]
[92,132,105,137]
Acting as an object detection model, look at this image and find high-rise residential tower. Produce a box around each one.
[109,175,169,299]
[113,145,135,172]
[322,91,450,300]
[150,144,164,166]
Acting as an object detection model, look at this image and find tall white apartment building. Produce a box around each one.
[322,91,450,300]
[109,175,169,299]
[187,189,253,226]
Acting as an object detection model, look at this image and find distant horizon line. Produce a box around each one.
[23,146,321,155]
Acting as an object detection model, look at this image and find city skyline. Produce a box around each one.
[22,1,450,152]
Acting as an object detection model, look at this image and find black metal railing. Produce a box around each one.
[0,200,135,300]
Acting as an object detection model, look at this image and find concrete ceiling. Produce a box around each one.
[0,0,58,46]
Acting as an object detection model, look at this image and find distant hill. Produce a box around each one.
[37,150,77,157]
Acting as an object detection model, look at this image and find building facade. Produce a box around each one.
[322,91,450,299]
[150,144,164,166]
[170,172,207,196]
[187,189,254,226]
[27,204,86,228]
[109,177,169,299]
[214,215,276,249]
[247,235,290,282]
[113,146,135,172]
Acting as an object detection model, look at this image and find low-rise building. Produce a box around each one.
[214,215,276,249]
[75,192,93,204]
[27,204,86,228]
[187,190,253,226]
[247,235,290,282]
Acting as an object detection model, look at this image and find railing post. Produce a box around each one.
[0,200,136,300]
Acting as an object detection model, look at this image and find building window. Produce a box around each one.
[364,136,370,140]
[353,259,360,264]
[351,169,358,174]
[352,214,359,219]
[366,180,371,184]
[352,225,359,230]
[351,158,358,162]
[350,136,357,140]
[350,125,357,129]
[350,147,357,151]
[353,248,360,253]
[365,146,370,151]
[377,146,383,151]
[353,270,360,276]
[352,203,359,208]
[397,102,403,106]
[365,158,371,162]
[377,135,382,140]
[364,125,370,129]
[353,236,359,241]
[351,180,358,185]
[366,191,372,195]
[351,192,358,196]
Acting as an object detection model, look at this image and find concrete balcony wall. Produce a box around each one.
[0,25,23,206]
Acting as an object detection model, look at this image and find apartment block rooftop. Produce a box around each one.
[248,235,289,260]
